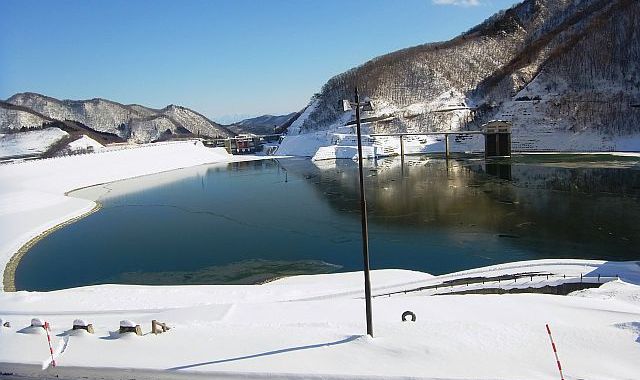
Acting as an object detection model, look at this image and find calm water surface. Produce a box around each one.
[15,155,640,290]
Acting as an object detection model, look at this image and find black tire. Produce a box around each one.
[402,311,416,322]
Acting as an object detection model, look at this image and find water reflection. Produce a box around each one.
[280,156,640,260]
[15,155,640,291]
[485,162,512,181]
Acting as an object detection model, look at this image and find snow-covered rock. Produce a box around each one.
[119,320,137,328]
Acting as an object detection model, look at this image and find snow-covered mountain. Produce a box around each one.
[2,93,233,143]
[228,113,298,135]
[0,101,54,130]
[288,0,640,151]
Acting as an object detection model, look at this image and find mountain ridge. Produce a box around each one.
[2,92,234,143]
[228,113,298,135]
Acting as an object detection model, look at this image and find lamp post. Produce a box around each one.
[343,87,374,337]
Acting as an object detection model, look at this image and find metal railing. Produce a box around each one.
[373,273,620,298]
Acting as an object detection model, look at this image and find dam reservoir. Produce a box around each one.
[14,155,640,291]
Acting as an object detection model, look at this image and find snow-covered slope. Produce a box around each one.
[0,128,69,159]
[160,104,230,138]
[290,0,640,152]
[128,115,180,143]
[4,93,233,143]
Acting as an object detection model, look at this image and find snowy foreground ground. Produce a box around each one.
[0,141,639,379]
[1,262,639,380]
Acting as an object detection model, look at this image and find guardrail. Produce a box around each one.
[373,273,620,298]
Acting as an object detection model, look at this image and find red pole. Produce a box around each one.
[545,324,564,380]
[44,321,56,367]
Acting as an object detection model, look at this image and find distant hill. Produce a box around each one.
[0,100,55,130]
[288,0,640,151]
[2,93,234,143]
[228,113,298,135]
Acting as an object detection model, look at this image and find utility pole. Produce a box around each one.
[345,87,374,337]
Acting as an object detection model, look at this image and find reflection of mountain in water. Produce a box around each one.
[17,156,640,291]
[279,156,640,261]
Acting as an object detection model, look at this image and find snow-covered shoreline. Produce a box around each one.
[0,140,639,379]
[0,140,280,291]
[274,127,640,160]
[0,260,639,379]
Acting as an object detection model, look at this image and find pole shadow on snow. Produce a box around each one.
[167,335,360,371]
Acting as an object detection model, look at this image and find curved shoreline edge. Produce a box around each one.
[2,147,637,293]
[0,143,286,292]
[0,159,224,292]
[2,202,102,292]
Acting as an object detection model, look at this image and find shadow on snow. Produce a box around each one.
[167,335,360,371]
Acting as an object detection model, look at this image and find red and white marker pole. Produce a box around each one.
[43,321,56,368]
[545,323,564,380]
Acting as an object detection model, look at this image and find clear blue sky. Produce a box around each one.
[0,0,520,123]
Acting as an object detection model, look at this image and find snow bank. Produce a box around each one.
[65,135,104,153]
[277,131,334,157]
[572,279,640,305]
[0,260,638,379]
[279,131,484,160]
[312,146,378,161]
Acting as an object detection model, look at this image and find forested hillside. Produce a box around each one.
[291,0,640,151]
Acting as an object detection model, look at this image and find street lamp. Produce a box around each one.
[343,87,374,337]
